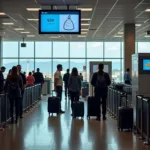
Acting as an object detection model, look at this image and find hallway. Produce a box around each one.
[0,96,149,150]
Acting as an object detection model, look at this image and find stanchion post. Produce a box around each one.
[144,98,150,145]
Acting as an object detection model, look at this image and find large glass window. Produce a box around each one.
[70,42,85,58]
[138,42,150,53]
[87,42,103,58]
[3,42,18,58]
[35,42,52,57]
[35,59,52,78]
[20,42,34,58]
[2,59,19,78]
[105,42,121,58]
[53,42,69,58]
[104,59,121,82]
[19,59,34,74]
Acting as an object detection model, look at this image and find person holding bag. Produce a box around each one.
[4,66,23,124]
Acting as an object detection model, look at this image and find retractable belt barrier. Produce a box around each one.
[136,96,150,145]
[107,87,129,119]
[0,84,41,128]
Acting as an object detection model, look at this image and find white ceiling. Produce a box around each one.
[0,0,150,41]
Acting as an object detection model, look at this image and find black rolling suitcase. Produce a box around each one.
[72,101,84,118]
[48,96,60,115]
[87,96,97,119]
[118,93,133,131]
[82,88,89,97]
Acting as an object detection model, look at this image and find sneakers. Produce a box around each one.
[96,116,107,121]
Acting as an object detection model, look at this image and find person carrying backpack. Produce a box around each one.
[91,64,111,121]
[4,66,23,124]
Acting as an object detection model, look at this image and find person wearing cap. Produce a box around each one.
[91,63,111,121]
[0,66,6,93]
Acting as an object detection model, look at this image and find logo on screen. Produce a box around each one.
[63,15,74,30]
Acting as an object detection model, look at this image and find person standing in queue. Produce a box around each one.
[63,69,70,100]
[0,66,6,93]
[68,67,81,116]
[54,64,65,113]
[4,66,23,124]
[17,65,26,118]
[124,68,131,85]
[91,64,111,121]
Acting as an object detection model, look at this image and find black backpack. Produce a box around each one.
[96,73,107,88]
[8,81,20,96]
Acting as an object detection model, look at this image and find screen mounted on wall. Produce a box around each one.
[39,10,81,34]
[143,59,150,71]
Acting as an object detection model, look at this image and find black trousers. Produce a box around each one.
[64,86,68,97]
[9,98,20,121]
[56,86,62,109]
[70,91,80,112]
[95,88,108,118]
[125,80,131,85]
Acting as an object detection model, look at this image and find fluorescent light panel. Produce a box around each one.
[81,23,90,26]
[27,35,35,37]
[136,24,142,27]
[114,35,122,37]
[81,32,88,34]
[27,19,39,21]
[81,29,89,31]
[118,32,124,34]
[2,22,14,25]
[77,8,92,11]
[78,35,86,37]
[14,28,24,31]
[145,9,150,12]
[21,32,30,34]
[145,35,150,37]
[0,12,6,15]
[26,8,41,11]
[81,18,91,21]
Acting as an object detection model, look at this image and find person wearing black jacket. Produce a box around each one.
[63,69,70,99]
[17,65,26,118]
[91,64,111,121]
[33,68,44,86]
[0,66,6,93]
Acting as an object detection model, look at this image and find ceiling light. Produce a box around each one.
[27,19,39,21]
[78,35,86,37]
[114,35,122,38]
[51,36,60,38]
[145,9,150,12]
[14,28,24,31]
[0,12,6,15]
[81,32,88,34]
[26,8,41,11]
[118,32,124,34]
[77,8,92,11]
[81,23,90,26]
[2,23,14,25]
[145,35,150,38]
[20,32,30,34]
[136,24,142,27]
[27,35,35,37]
[81,29,89,31]
[81,18,91,21]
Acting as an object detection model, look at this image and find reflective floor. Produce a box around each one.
[0,95,150,150]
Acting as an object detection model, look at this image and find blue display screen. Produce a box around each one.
[39,10,81,34]
[143,59,150,70]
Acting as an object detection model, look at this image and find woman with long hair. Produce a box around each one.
[4,66,23,124]
[68,67,81,115]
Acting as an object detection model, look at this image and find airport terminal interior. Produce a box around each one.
[1,0,150,150]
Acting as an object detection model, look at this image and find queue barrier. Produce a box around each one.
[136,96,150,145]
[0,84,41,128]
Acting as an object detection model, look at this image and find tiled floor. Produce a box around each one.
[0,95,150,150]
